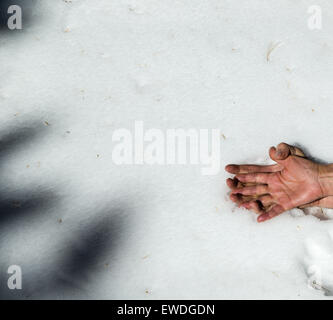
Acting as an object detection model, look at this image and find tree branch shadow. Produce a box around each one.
[0,123,57,225]
[0,121,58,299]
[0,121,132,300]
[46,207,128,299]
[0,205,129,300]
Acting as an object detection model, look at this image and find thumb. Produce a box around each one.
[269,143,291,163]
[268,142,305,163]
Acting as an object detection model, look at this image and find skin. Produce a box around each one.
[225,143,333,222]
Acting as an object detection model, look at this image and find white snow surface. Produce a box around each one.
[1,0,333,299]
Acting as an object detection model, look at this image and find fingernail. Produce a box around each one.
[225,165,232,172]
[257,215,265,222]
[225,165,239,173]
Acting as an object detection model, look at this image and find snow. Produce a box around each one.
[0,0,333,299]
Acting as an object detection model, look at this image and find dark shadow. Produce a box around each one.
[49,207,127,298]
[0,190,58,225]
[0,265,23,299]
[294,142,330,164]
[0,0,36,32]
[0,121,131,300]
[0,120,58,299]
[0,123,57,225]
[60,213,123,280]
[0,125,39,160]
[8,205,130,300]
[302,207,333,221]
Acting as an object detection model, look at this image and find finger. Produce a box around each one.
[231,184,269,196]
[226,178,244,191]
[226,178,238,190]
[241,200,264,214]
[258,194,275,207]
[290,145,306,157]
[269,142,306,163]
[226,177,259,189]
[230,193,258,205]
[225,164,282,174]
[236,173,270,184]
[257,204,285,222]
[269,145,288,163]
[230,193,247,206]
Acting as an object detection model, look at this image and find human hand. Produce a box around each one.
[225,143,333,222]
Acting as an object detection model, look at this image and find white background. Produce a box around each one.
[0,0,333,299]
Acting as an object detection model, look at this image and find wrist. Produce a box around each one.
[318,164,333,197]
